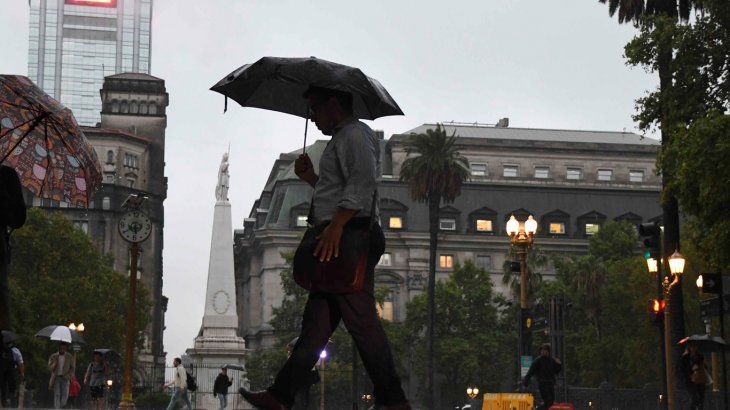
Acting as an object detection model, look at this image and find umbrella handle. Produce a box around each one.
[303,104,309,154]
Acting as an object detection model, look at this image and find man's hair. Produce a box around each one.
[93,351,102,356]
[303,85,353,114]
[540,343,551,352]
[174,357,182,364]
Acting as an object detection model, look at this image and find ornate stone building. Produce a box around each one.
[234,122,662,351]
[33,73,169,382]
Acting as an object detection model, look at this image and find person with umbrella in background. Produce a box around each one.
[213,367,233,410]
[48,342,76,409]
[214,58,410,409]
[681,341,709,409]
[84,351,109,410]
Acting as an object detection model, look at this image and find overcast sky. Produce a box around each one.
[1,0,658,363]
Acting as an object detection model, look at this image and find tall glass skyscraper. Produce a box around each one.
[28,0,152,125]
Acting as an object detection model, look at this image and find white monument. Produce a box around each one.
[187,153,249,409]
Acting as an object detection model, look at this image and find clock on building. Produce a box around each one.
[118,210,152,243]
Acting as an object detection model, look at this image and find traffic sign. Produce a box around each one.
[700,295,730,319]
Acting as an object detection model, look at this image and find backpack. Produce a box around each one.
[186,371,197,392]
[0,346,14,374]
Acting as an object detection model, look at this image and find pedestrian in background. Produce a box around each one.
[164,357,192,410]
[48,342,76,409]
[213,367,232,410]
[0,165,27,332]
[523,343,562,410]
[84,351,108,410]
[681,342,708,410]
[9,342,24,407]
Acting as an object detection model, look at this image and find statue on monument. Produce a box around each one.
[216,152,230,201]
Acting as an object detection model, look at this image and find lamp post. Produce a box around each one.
[647,256,669,410]
[466,386,479,408]
[69,323,85,352]
[506,214,537,378]
[361,394,373,407]
[117,194,151,410]
[663,250,685,410]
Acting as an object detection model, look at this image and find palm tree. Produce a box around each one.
[597,1,699,403]
[501,246,548,304]
[399,124,470,408]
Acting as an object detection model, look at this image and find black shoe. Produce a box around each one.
[238,388,290,410]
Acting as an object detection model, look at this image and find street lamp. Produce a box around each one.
[506,214,537,376]
[662,249,686,410]
[361,394,373,405]
[68,323,76,331]
[668,251,686,276]
[466,386,479,399]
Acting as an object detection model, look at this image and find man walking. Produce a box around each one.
[213,367,232,410]
[239,86,410,410]
[165,357,193,410]
[48,342,75,409]
[523,344,562,410]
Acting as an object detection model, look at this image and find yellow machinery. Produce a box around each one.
[482,393,534,410]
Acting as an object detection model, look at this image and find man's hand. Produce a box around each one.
[295,154,318,187]
[314,223,343,262]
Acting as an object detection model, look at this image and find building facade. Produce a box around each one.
[33,73,168,382]
[234,122,663,351]
[27,0,153,125]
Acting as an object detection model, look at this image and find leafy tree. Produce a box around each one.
[501,246,548,303]
[399,124,470,408]
[7,208,151,393]
[403,261,513,408]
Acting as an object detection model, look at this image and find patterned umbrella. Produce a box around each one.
[0,75,101,207]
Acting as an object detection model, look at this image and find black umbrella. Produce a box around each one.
[211,56,404,151]
[1,330,17,344]
[223,364,246,371]
[679,334,728,352]
[93,349,121,360]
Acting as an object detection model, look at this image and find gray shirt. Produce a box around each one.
[311,118,380,224]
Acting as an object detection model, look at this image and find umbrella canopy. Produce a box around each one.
[210,56,404,121]
[0,75,101,207]
[223,364,246,371]
[679,334,728,352]
[35,325,85,344]
[93,348,121,360]
[1,330,17,344]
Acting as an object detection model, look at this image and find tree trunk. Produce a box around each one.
[656,10,685,408]
[426,194,440,410]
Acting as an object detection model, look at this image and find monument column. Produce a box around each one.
[187,153,249,409]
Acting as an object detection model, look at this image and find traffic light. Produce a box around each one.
[649,299,665,322]
[639,222,662,260]
[510,261,521,273]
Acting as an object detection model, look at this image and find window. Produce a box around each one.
[585,223,600,236]
[378,253,392,266]
[439,254,454,268]
[439,218,456,231]
[549,222,566,234]
[377,301,394,321]
[567,167,582,180]
[597,169,613,181]
[476,255,492,270]
[389,217,403,229]
[127,178,135,188]
[106,150,114,164]
[124,153,139,168]
[104,173,114,183]
[534,166,550,179]
[470,163,487,177]
[476,219,493,232]
[102,196,111,210]
[74,221,88,234]
[503,165,518,178]
[296,215,308,227]
[630,170,645,183]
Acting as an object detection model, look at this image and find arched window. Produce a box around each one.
[148,103,157,115]
[106,150,114,164]
[140,102,148,114]
[130,101,139,114]
[111,100,119,112]
[120,101,129,114]
[102,196,111,210]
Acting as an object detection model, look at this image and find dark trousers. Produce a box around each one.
[688,383,706,410]
[538,382,555,410]
[269,225,407,406]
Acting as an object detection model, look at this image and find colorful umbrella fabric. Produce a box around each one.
[0,75,101,207]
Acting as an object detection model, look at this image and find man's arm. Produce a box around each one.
[313,207,358,262]
[523,359,537,386]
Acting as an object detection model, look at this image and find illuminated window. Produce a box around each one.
[597,169,613,181]
[549,222,566,234]
[630,170,645,183]
[503,165,518,178]
[471,163,487,177]
[296,215,308,227]
[567,168,582,180]
[534,167,549,179]
[439,254,454,268]
[377,301,393,321]
[585,224,600,236]
[378,253,392,266]
[476,219,493,232]
[439,219,456,231]
[389,217,403,229]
